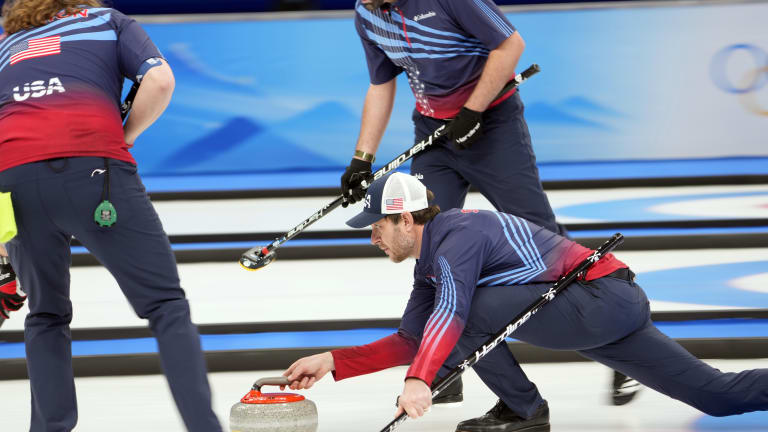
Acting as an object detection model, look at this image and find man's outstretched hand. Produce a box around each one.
[282,352,335,390]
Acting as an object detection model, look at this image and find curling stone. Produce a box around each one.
[230,376,318,432]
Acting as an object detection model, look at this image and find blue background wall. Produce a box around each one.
[2,1,766,180]
[0,0,648,14]
[10,0,649,14]
[122,2,768,177]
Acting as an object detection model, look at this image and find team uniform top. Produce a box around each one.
[332,208,627,384]
[0,8,162,172]
[354,0,518,119]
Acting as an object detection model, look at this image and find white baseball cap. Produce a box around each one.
[345,172,429,228]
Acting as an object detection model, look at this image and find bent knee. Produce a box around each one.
[141,297,191,320]
[696,401,747,417]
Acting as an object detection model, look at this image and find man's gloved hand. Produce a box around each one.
[340,158,373,208]
[0,261,25,319]
[445,107,483,150]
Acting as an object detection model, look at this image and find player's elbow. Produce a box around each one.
[509,31,525,53]
[491,32,524,61]
[142,61,175,96]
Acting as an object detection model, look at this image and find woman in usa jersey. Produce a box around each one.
[0,2,222,430]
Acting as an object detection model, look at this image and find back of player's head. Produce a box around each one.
[2,0,103,34]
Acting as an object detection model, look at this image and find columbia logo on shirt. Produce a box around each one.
[413,11,436,21]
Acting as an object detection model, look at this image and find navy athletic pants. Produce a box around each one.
[410,91,562,234]
[442,272,768,418]
[0,157,222,432]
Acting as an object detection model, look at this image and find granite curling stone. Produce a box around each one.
[230,376,318,432]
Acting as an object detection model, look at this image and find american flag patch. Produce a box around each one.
[10,36,61,65]
[385,198,404,211]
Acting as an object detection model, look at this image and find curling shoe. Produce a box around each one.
[612,371,641,406]
[455,399,549,432]
[433,376,464,407]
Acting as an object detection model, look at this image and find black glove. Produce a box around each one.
[445,107,483,150]
[340,158,373,208]
[0,261,25,320]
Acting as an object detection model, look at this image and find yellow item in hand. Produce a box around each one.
[0,192,17,243]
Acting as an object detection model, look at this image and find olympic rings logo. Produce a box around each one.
[710,44,768,116]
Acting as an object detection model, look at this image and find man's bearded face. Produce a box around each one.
[362,0,388,11]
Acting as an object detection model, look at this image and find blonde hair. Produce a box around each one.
[2,0,103,34]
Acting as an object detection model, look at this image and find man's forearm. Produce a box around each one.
[123,61,175,146]
[355,78,397,158]
[464,32,525,112]
[331,331,419,381]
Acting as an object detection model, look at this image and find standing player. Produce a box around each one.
[0,1,222,431]
[285,172,768,432]
[341,0,560,234]
[339,0,634,410]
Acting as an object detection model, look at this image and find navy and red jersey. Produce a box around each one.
[0,7,163,172]
[354,0,517,119]
[332,208,627,384]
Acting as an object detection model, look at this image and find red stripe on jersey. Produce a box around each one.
[0,92,135,171]
[416,76,518,119]
[396,8,413,48]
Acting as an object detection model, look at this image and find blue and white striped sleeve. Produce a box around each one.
[444,0,516,50]
[405,227,489,384]
[354,6,402,84]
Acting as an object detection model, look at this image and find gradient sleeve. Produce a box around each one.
[330,274,438,381]
[355,9,402,84]
[406,228,489,384]
[113,10,163,82]
[444,0,516,50]
[330,330,419,381]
